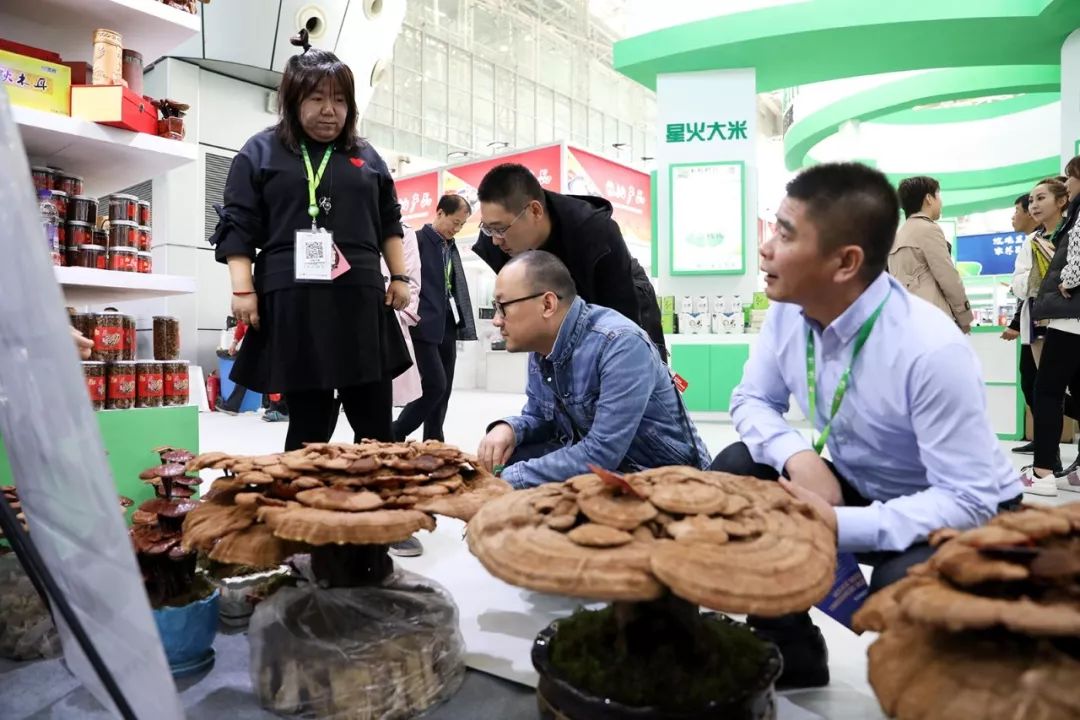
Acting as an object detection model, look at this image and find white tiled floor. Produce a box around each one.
[198,390,1079,719]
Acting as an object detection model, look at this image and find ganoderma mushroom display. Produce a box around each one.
[467,465,837,715]
[853,503,1080,720]
[183,440,508,584]
[469,465,836,614]
[183,441,502,720]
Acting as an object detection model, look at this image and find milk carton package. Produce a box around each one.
[721,312,743,334]
[710,313,725,334]
[689,314,711,334]
[694,295,710,314]
[680,296,694,314]
[709,296,725,315]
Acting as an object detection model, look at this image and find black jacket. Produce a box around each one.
[1032,196,1080,322]
[472,191,667,360]
[209,128,401,294]
[413,224,477,344]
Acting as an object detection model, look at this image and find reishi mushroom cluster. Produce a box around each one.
[853,503,1080,720]
[468,465,838,615]
[182,441,509,567]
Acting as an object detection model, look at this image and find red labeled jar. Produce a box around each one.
[108,246,138,272]
[57,174,83,196]
[137,251,152,274]
[106,361,138,410]
[107,193,139,222]
[67,220,94,248]
[82,361,107,410]
[109,219,138,249]
[68,195,98,224]
[74,244,107,269]
[136,360,163,408]
[137,200,151,227]
[136,225,151,251]
[49,190,69,220]
[163,360,190,406]
[31,166,55,192]
[121,315,136,361]
[92,311,124,362]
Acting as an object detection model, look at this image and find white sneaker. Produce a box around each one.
[1020,467,1059,497]
[1057,469,1080,494]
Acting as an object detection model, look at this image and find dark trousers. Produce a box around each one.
[1033,329,1080,469]
[1020,343,1037,414]
[220,382,247,412]
[284,380,392,452]
[392,317,458,442]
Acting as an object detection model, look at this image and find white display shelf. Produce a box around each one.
[0,0,199,68]
[54,266,196,304]
[15,106,197,197]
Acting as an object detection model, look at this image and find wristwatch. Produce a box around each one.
[390,274,412,284]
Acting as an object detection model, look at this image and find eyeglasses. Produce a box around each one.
[493,292,558,317]
[479,206,528,239]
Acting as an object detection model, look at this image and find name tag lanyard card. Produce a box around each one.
[295,142,334,283]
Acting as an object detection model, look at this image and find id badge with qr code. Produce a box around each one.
[294,229,333,282]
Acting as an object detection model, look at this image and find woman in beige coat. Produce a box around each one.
[889,176,973,332]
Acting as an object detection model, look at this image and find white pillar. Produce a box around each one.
[1061,29,1080,164]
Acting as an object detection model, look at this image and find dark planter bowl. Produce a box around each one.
[152,589,220,678]
[532,613,782,720]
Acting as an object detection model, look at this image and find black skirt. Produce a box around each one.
[230,284,412,394]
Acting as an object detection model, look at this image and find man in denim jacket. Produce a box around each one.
[477,251,709,488]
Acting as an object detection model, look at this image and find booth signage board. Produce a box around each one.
[393,171,441,229]
[565,146,652,246]
[442,144,562,238]
[657,69,757,287]
[955,231,1027,276]
[669,161,746,274]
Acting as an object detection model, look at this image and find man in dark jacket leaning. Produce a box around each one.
[473,163,667,361]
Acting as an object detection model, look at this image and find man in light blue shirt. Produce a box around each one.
[715,162,1022,689]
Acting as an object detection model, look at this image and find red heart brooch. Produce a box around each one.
[350,157,365,168]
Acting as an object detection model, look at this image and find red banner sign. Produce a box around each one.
[393,171,441,230]
[565,147,652,246]
[442,145,562,237]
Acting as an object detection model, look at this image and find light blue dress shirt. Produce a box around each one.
[730,272,1022,553]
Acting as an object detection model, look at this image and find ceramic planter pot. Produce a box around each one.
[532,614,783,720]
[152,589,220,678]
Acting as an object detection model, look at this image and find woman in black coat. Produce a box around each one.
[210,36,412,451]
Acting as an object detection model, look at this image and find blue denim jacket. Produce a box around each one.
[501,298,710,489]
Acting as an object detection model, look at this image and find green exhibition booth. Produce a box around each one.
[613,0,1080,438]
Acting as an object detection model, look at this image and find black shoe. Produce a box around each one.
[1022,459,1063,474]
[1012,441,1035,454]
[1057,457,1080,478]
[748,616,829,690]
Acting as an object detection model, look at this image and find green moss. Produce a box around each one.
[154,574,215,609]
[549,603,770,712]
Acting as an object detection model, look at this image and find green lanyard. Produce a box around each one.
[300,142,333,227]
[444,253,453,291]
[806,290,891,455]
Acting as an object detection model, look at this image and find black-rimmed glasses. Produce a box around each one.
[493,292,558,317]
[479,206,528,238]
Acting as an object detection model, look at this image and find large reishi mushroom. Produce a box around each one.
[467,466,837,615]
[182,441,510,582]
[852,502,1080,720]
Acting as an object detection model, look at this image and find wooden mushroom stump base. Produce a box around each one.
[468,465,837,719]
[852,503,1080,720]
[183,440,507,719]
